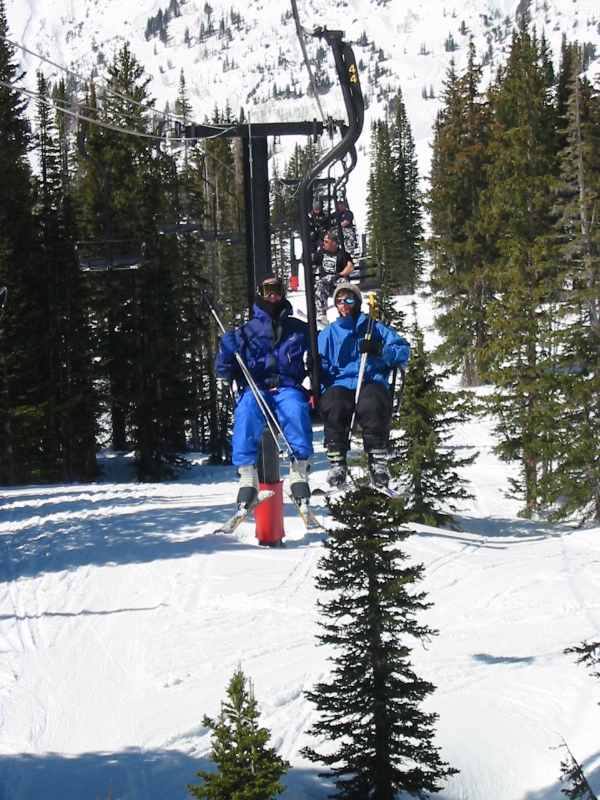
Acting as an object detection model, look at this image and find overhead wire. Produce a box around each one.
[0,31,236,134]
[0,26,338,187]
[0,76,239,152]
[0,32,244,182]
[289,0,326,125]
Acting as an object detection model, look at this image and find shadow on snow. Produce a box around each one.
[0,749,332,800]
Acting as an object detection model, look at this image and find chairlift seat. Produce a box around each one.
[75,240,145,271]
[154,214,201,235]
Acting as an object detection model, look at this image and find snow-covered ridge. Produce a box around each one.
[8,0,600,146]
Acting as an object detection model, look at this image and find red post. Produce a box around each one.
[254,481,285,546]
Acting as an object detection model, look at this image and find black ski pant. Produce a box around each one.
[318,382,392,455]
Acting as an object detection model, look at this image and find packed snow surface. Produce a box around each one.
[1,295,600,800]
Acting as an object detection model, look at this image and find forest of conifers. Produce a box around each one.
[1,3,599,523]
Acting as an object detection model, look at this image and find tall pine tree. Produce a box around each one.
[0,1,44,484]
[390,311,477,528]
[367,90,424,294]
[540,55,600,521]
[475,19,562,517]
[75,44,189,478]
[34,72,97,481]
[428,43,490,385]
[303,489,457,799]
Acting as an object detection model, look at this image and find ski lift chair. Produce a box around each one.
[75,240,146,271]
[348,255,383,291]
[74,119,145,272]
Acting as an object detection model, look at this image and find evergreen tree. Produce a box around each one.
[0,1,42,483]
[196,105,246,462]
[367,118,396,277]
[475,19,562,517]
[303,489,457,799]
[558,641,600,799]
[34,72,97,481]
[559,739,598,800]
[367,91,424,294]
[75,44,189,478]
[390,91,424,293]
[539,57,600,522]
[427,44,490,386]
[166,72,222,458]
[390,311,477,528]
[187,665,289,800]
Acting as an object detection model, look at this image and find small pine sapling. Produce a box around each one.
[187,665,289,800]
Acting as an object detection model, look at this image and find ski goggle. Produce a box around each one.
[258,283,284,298]
[335,296,356,305]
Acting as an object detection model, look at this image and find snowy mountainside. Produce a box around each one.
[6,0,600,225]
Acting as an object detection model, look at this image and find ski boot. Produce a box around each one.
[368,449,390,488]
[326,451,347,488]
[289,458,311,502]
[236,464,259,509]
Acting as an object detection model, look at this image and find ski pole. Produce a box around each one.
[202,287,295,459]
[0,286,6,323]
[349,293,377,439]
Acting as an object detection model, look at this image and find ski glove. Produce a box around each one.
[359,339,383,356]
[306,352,320,370]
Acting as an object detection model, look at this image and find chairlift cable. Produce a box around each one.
[2,32,230,132]
[0,77,237,144]
[1,33,241,137]
[289,0,326,125]
[1,76,242,184]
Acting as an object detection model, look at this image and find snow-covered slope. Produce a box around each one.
[1,295,600,800]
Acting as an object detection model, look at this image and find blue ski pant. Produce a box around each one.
[232,386,314,466]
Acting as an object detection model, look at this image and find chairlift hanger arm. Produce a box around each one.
[298,27,365,404]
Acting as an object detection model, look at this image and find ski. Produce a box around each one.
[364,482,406,500]
[285,489,325,530]
[215,489,275,535]
[312,481,405,501]
[312,483,349,500]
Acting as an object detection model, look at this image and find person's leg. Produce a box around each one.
[273,388,313,500]
[318,386,355,486]
[356,382,393,486]
[314,277,330,322]
[231,390,267,504]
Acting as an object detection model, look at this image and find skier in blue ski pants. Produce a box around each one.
[231,388,312,466]
[215,274,313,507]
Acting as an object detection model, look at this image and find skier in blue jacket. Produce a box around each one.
[318,282,410,488]
[215,275,313,508]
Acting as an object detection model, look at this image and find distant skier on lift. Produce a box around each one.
[318,282,410,488]
[333,198,357,254]
[311,230,354,328]
[308,199,330,254]
[215,275,313,509]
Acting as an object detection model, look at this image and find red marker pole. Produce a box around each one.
[255,430,285,547]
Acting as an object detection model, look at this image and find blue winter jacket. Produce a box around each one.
[215,303,309,392]
[318,312,410,391]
